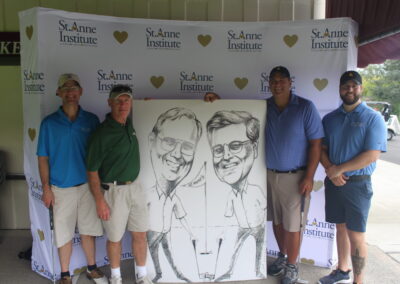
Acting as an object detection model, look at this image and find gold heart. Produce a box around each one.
[113,31,128,44]
[301,258,315,265]
[234,77,248,90]
[313,180,324,192]
[150,76,164,89]
[28,128,36,141]
[283,34,298,47]
[313,78,328,91]
[73,266,87,275]
[26,25,33,40]
[37,229,45,241]
[197,34,212,47]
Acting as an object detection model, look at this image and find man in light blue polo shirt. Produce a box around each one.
[37,73,107,284]
[266,66,323,284]
[318,71,386,284]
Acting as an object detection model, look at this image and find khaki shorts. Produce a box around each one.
[102,179,149,242]
[52,183,103,248]
[267,170,310,232]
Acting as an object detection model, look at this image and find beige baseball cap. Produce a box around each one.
[57,73,81,88]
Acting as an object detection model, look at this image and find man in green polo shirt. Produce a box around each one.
[86,85,151,284]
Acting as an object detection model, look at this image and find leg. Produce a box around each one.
[147,231,163,282]
[58,240,73,273]
[107,240,122,269]
[336,223,352,272]
[272,223,286,254]
[131,231,148,266]
[80,235,96,265]
[160,234,191,282]
[284,230,300,265]
[348,229,367,284]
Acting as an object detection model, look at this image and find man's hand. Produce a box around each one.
[204,92,220,102]
[96,198,111,221]
[41,187,54,208]
[299,176,313,196]
[330,175,348,186]
[325,164,344,179]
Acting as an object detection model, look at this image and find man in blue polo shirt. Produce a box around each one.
[266,66,323,284]
[37,73,107,284]
[318,71,386,284]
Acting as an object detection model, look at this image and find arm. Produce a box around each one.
[326,150,381,179]
[87,171,110,220]
[38,156,54,208]
[321,145,348,186]
[299,138,321,196]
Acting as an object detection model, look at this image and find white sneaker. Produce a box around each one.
[137,276,153,284]
[110,276,122,284]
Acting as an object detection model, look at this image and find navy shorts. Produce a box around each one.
[324,176,373,232]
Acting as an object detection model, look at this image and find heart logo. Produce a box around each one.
[313,78,328,91]
[113,31,128,44]
[28,128,36,141]
[37,229,45,241]
[26,25,33,40]
[234,77,248,90]
[283,35,298,47]
[150,76,164,89]
[74,266,87,275]
[197,34,212,47]
[300,258,315,265]
[313,180,324,192]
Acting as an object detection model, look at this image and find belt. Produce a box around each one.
[347,175,370,181]
[101,181,133,190]
[268,166,307,174]
[73,183,84,187]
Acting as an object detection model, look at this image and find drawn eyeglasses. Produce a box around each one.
[59,86,80,92]
[157,136,195,156]
[212,140,251,158]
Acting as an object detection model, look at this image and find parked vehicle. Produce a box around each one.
[366,101,400,141]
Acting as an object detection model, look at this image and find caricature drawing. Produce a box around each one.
[147,107,202,282]
[206,110,266,281]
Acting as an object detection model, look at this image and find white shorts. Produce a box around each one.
[52,183,103,248]
[102,179,149,242]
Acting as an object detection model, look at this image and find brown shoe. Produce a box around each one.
[86,268,109,284]
[59,276,72,284]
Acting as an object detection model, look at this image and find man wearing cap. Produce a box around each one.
[265,66,323,284]
[86,85,152,284]
[204,66,323,284]
[318,71,386,284]
[37,73,108,284]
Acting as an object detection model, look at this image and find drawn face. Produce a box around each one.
[340,81,363,105]
[210,123,257,185]
[150,117,198,186]
[56,80,82,106]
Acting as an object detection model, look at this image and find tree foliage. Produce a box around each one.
[359,60,400,115]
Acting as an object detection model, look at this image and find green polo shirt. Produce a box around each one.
[86,113,140,183]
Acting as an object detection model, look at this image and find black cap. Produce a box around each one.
[340,71,362,85]
[109,84,133,99]
[269,66,291,79]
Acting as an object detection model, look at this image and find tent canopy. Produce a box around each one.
[326,0,400,67]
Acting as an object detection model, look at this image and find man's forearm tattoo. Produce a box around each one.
[351,248,366,276]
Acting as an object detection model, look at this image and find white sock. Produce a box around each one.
[136,266,147,278]
[111,267,121,278]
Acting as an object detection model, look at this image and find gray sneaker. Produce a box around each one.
[318,269,351,284]
[137,276,153,284]
[267,252,287,276]
[281,263,298,284]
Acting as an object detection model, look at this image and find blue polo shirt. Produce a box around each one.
[37,106,100,188]
[322,102,387,176]
[266,93,324,171]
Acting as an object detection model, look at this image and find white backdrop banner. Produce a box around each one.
[19,7,358,282]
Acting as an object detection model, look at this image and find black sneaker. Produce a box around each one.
[281,263,298,284]
[268,252,287,276]
[318,269,351,284]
